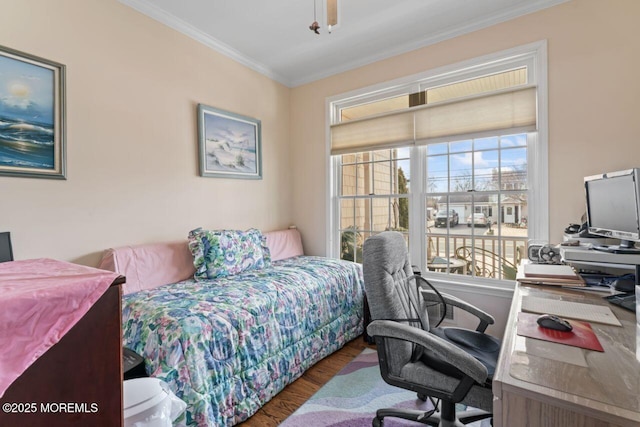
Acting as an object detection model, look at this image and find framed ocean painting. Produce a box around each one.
[0,45,66,179]
[197,104,262,179]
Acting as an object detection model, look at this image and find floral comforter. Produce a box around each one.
[122,256,364,426]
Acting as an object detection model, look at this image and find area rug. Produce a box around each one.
[280,348,491,427]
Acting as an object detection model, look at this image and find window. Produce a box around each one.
[329,42,548,285]
[426,134,529,280]
[339,148,410,262]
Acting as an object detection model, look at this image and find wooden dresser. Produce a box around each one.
[0,267,125,426]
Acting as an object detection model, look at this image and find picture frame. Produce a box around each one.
[197,104,262,179]
[0,45,66,179]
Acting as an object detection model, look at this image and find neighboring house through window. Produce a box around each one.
[328,42,548,285]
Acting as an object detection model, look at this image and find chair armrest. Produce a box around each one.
[420,288,495,332]
[367,320,489,385]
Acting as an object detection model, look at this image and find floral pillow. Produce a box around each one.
[188,228,271,280]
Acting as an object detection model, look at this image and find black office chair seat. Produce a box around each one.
[431,327,501,380]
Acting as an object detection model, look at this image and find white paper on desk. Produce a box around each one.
[521,296,622,326]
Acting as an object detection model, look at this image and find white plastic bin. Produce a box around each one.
[124,378,186,427]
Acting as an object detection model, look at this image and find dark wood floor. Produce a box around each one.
[238,336,374,426]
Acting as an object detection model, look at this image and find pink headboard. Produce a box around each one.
[98,228,304,295]
[98,241,194,295]
[264,228,304,261]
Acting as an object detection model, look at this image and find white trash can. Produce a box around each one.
[124,378,186,427]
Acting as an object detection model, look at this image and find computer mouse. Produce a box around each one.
[612,277,636,293]
[536,314,573,332]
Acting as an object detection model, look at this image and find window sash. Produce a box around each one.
[336,133,532,282]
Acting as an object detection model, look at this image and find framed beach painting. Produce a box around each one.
[197,104,262,179]
[0,45,66,179]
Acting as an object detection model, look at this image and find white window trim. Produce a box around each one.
[326,41,549,288]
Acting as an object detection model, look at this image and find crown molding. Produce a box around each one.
[120,0,567,88]
[289,0,567,86]
[119,0,292,87]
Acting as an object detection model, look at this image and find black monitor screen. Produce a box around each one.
[0,232,13,263]
[586,171,640,243]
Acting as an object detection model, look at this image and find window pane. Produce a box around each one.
[354,198,367,231]
[396,196,410,231]
[355,163,368,195]
[397,160,411,194]
[371,162,395,194]
[426,196,439,227]
[466,194,497,236]
[450,154,473,192]
[340,199,355,229]
[474,150,499,191]
[341,164,356,196]
[372,198,391,231]
[501,147,527,190]
[501,193,528,232]
[427,155,448,192]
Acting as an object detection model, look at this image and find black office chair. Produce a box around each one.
[363,231,500,427]
[0,232,13,263]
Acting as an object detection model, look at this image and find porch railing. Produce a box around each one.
[428,235,528,280]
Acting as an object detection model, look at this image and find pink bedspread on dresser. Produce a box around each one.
[0,258,121,398]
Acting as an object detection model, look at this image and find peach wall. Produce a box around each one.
[0,0,292,265]
[291,0,640,256]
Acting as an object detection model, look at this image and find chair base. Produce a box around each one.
[373,403,491,427]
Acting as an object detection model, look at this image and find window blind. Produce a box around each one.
[330,85,536,154]
[330,110,414,155]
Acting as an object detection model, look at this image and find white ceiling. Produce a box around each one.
[120,0,567,87]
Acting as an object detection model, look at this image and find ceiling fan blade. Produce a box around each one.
[327,0,338,26]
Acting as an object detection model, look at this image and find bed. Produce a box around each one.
[99,228,364,426]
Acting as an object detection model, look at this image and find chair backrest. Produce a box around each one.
[363,231,425,373]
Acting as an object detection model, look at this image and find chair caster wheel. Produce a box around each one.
[373,417,384,427]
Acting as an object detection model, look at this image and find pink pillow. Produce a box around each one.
[98,241,195,295]
[264,229,304,261]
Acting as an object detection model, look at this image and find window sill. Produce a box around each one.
[423,273,515,299]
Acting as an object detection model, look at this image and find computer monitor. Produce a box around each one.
[0,232,14,262]
[584,168,640,254]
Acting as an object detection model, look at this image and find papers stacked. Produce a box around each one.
[516,263,586,287]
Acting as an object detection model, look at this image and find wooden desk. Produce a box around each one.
[493,283,640,427]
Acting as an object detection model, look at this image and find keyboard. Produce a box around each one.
[604,293,636,312]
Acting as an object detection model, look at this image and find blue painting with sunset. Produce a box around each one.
[0,55,55,170]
